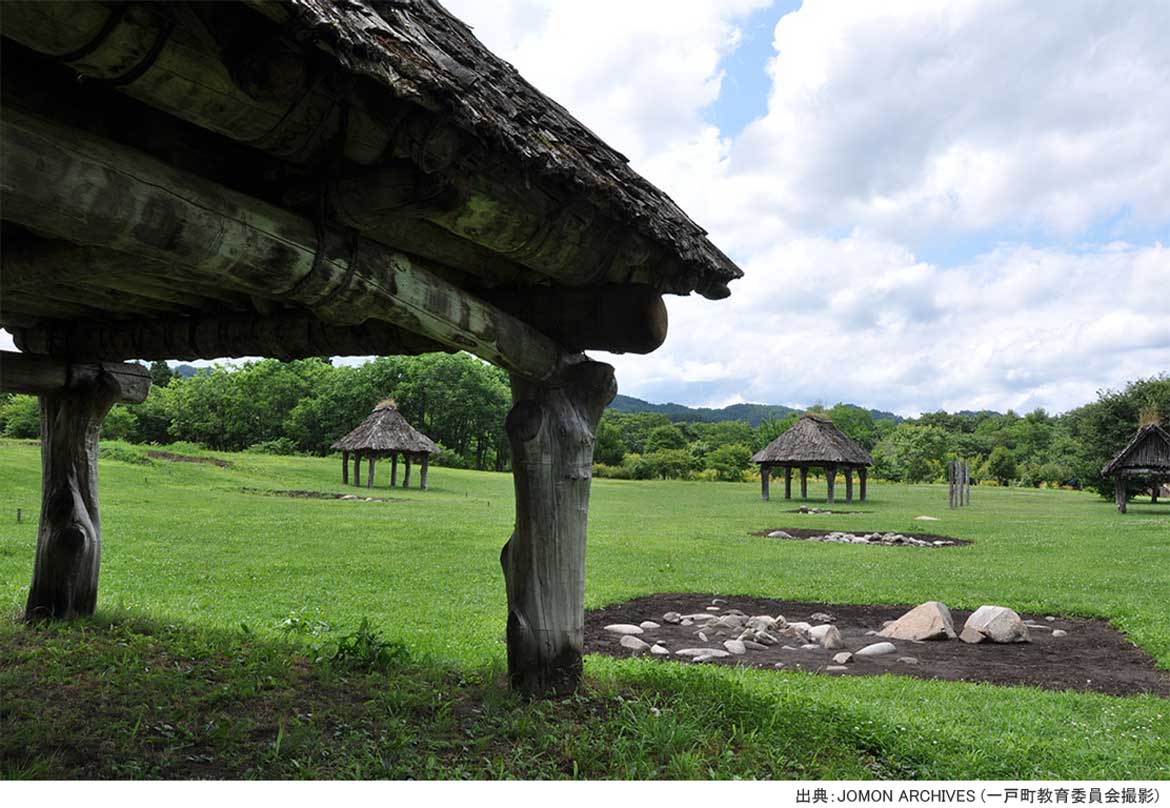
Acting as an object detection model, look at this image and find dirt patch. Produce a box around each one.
[584,594,1170,697]
[753,528,970,547]
[238,487,403,503]
[147,450,231,468]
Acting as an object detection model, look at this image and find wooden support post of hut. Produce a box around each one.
[752,415,873,506]
[331,402,439,490]
[0,0,743,696]
[1103,423,1170,514]
[760,463,771,501]
[859,468,868,501]
[501,361,616,696]
[0,352,150,619]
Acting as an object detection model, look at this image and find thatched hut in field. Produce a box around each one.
[1102,423,1170,513]
[332,401,439,490]
[751,413,873,504]
[0,0,742,695]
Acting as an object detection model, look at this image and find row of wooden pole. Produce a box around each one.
[760,464,867,504]
[341,450,429,490]
[948,460,971,508]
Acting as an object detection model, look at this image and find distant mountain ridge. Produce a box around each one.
[608,394,902,427]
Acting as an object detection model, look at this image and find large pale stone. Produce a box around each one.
[808,624,845,649]
[878,601,957,641]
[604,624,644,635]
[662,612,682,624]
[959,606,1031,644]
[723,640,747,655]
[675,647,731,658]
[620,635,651,653]
[855,642,897,657]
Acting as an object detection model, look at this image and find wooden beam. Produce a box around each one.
[501,360,616,696]
[14,354,152,619]
[10,313,445,362]
[0,108,567,381]
[484,284,668,355]
[0,351,150,403]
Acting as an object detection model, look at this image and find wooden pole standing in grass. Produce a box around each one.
[949,461,972,509]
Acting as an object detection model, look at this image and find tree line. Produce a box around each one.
[0,355,1165,497]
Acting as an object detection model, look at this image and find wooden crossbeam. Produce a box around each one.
[1,108,567,380]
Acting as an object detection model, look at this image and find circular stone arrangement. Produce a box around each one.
[583,595,1170,696]
[754,528,968,547]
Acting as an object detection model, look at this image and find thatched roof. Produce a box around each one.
[1102,424,1170,476]
[331,403,440,454]
[283,0,742,299]
[751,414,873,467]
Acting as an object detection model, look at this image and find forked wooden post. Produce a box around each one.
[420,455,429,490]
[845,469,853,503]
[859,468,868,501]
[800,466,808,499]
[784,466,792,499]
[402,455,412,488]
[0,352,150,620]
[825,465,836,505]
[501,360,616,697]
[760,463,771,501]
[367,456,375,488]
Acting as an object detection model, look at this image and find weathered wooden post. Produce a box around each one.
[0,352,150,620]
[948,461,956,509]
[859,467,868,501]
[1115,478,1127,514]
[402,455,412,488]
[342,450,350,485]
[784,466,792,500]
[800,466,808,499]
[391,453,399,487]
[760,463,771,501]
[825,465,836,505]
[354,453,362,487]
[367,456,375,488]
[501,360,616,697]
[964,461,971,505]
[844,468,853,503]
[420,455,429,490]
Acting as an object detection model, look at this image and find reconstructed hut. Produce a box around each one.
[751,414,874,504]
[332,401,439,490]
[1102,424,1170,513]
[0,0,743,696]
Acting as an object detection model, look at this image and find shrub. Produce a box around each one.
[246,437,299,455]
[704,442,753,481]
[1,394,40,438]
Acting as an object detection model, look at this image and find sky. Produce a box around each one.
[438,0,1170,416]
[5,1,1166,418]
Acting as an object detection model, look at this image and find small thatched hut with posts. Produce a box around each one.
[1102,423,1170,513]
[332,401,439,490]
[752,413,873,504]
[0,0,742,697]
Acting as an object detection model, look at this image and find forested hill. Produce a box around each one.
[608,394,901,427]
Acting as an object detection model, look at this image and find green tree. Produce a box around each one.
[1,394,40,438]
[704,442,752,481]
[594,420,626,466]
[645,424,687,453]
[148,360,174,388]
[985,446,1018,485]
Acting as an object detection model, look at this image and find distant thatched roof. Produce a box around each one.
[1102,424,1170,476]
[751,414,873,467]
[331,403,440,454]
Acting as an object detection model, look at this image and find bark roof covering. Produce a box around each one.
[331,403,440,454]
[284,0,743,297]
[1102,424,1170,475]
[751,413,874,467]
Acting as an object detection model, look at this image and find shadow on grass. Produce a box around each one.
[0,609,925,780]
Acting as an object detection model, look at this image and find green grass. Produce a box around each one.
[1,438,1167,778]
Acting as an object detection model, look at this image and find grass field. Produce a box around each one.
[1,438,1168,779]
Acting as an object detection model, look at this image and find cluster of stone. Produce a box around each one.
[603,598,1065,672]
[767,530,956,547]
